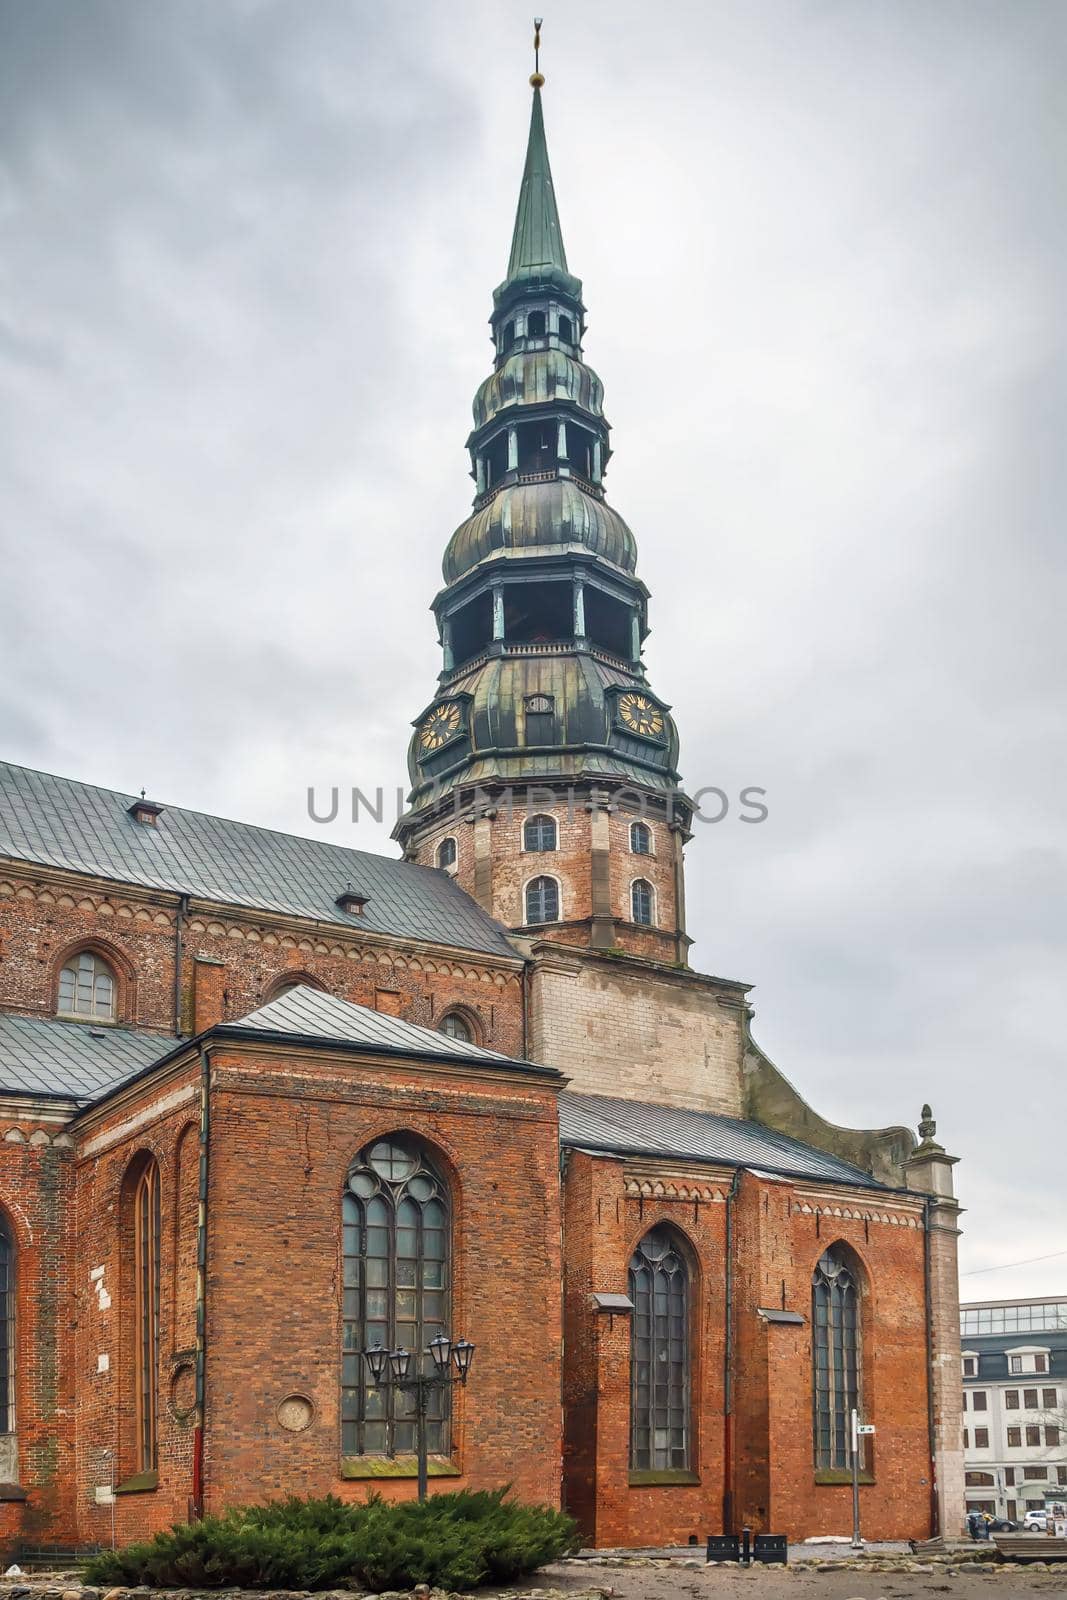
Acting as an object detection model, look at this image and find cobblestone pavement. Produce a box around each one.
[535,1554,1067,1600]
[1,1554,1066,1600]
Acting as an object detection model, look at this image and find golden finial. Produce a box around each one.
[530,17,545,88]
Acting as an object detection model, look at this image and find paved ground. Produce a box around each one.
[530,1553,1067,1600]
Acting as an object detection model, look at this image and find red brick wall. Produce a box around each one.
[562,1151,728,1547]
[411,795,680,962]
[0,869,525,1056]
[0,1123,78,1551]
[730,1174,932,1541]
[201,1043,562,1510]
[562,1160,935,1547]
[72,1072,203,1547]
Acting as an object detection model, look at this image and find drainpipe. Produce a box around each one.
[922,1194,939,1537]
[174,893,189,1034]
[192,1044,212,1519]
[723,1166,745,1534]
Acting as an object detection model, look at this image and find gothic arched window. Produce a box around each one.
[439,1012,472,1044]
[812,1245,862,1471]
[630,821,652,855]
[525,875,560,925]
[58,950,116,1021]
[436,837,457,871]
[0,1217,14,1437]
[133,1159,160,1471]
[524,814,557,852]
[630,1227,690,1471]
[631,878,655,926]
[342,1138,449,1458]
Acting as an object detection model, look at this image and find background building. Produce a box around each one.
[961,1297,1067,1522]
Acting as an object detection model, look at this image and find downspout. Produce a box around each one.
[922,1194,939,1537]
[192,1044,212,1519]
[174,893,189,1035]
[722,1166,744,1534]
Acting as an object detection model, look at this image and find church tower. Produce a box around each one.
[395,58,692,965]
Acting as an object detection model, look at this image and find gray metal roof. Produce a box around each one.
[226,985,550,1072]
[0,986,550,1107]
[0,1013,174,1103]
[0,762,516,958]
[558,1092,887,1189]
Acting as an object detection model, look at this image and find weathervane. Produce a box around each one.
[530,17,544,88]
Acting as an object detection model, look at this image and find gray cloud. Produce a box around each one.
[1,0,1064,1294]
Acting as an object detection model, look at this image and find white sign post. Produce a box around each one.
[851,1411,876,1551]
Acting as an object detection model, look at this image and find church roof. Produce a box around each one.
[559,1092,890,1190]
[0,986,552,1106]
[0,761,517,959]
[0,1013,175,1104]
[225,985,550,1072]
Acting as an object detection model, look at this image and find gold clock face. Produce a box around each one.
[618,692,664,740]
[419,702,462,751]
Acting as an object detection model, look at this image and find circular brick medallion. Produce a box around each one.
[276,1393,314,1432]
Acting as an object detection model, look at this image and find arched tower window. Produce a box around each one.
[439,1012,472,1043]
[526,310,546,338]
[631,878,655,926]
[342,1138,449,1459]
[629,1226,690,1471]
[524,814,557,852]
[812,1244,862,1471]
[630,821,652,855]
[132,1158,161,1472]
[0,1217,15,1437]
[436,837,457,871]
[58,950,116,1021]
[502,320,515,353]
[525,876,560,925]
[558,314,573,344]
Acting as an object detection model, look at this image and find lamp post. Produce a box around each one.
[363,1334,476,1503]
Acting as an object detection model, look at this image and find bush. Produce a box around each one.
[83,1488,579,1592]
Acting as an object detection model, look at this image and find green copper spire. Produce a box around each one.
[507,87,569,282]
[493,38,583,312]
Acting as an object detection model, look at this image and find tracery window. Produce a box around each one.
[629,1227,690,1471]
[58,951,115,1020]
[630,821,652,855]
[812,1245,861,1471]
[0,1218,14,1436]
[631,878,654,926]
[342,1138,449,1458]
[439,1012,472,1043]
[524,814,557,852]
[134,1160,161,1471]
[525,875,559,925]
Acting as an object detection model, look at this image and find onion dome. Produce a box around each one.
[443,479,637,584]
[472,348,604,432]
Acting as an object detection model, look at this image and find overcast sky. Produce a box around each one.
[1,0,1064,1296]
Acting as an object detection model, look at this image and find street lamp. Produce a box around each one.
[363,1333,476,1503]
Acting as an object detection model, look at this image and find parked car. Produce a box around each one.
[987,1517,1018,1532]
[1023,1509,1049,1531]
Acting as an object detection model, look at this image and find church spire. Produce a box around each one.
[495,22,582,311]
[507,86,569,283]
